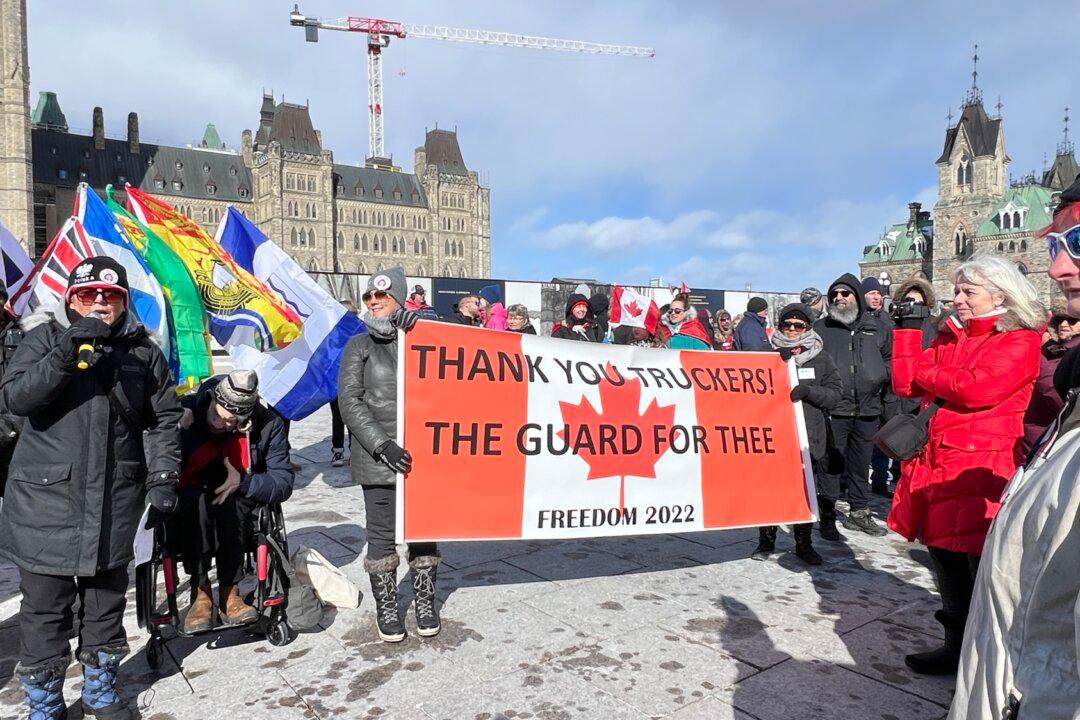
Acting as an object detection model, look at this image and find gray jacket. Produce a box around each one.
[338,320,398,486]
[949,394,1080,720]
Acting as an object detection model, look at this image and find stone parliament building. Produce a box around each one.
[859,79,1078,308]
[0,1,489,278]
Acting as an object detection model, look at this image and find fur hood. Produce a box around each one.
[892,276,936,309]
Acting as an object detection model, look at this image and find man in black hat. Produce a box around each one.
[405,284,438,321]
[734,296,770,350]
[174,369,295,634]
[1,256,182,720]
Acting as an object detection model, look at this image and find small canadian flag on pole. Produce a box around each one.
[610,285,661,334]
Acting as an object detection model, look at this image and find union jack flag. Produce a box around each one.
[10,217,95,315]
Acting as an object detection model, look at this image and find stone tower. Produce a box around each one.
[0,0,32,251]
[931,71,1008,301]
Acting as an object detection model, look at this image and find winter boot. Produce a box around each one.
[410,556,441,637]
[15,657,69,720]
[905,610,964,675]
[818,497,843,542]
[751,526,778,559]
[840,508,888,537]
[219,585,258,626]
[331,448,345,467]
[793,525,823,566]
[366,555,405,643]
[78,646,132,719]
[183,583,214,634]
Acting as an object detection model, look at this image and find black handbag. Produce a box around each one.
[873,397,946,461]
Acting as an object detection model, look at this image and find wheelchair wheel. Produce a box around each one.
[267,620,293,647]
[145,637,163,671]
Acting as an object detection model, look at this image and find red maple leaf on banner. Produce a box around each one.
[558,365,676,509]
[624,300,643,318]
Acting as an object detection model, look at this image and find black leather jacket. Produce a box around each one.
[338,324,398,486]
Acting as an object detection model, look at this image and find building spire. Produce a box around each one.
[994,95,1003,118]
[946,107,954,128]
[963,43,982,107]
[1059,106,1074,157]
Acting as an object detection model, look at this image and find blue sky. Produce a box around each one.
[28,1,1080,293]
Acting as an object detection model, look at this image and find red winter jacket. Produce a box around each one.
[887,310,1041,556]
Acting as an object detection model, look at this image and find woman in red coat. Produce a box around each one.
[889,256,1043,676]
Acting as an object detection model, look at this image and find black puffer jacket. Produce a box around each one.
[790,350,843,460]
[338,317,398,486]
[180,376,294,504]
[813,273,892,417]
[0,307,182,576]
[551,293,602,342]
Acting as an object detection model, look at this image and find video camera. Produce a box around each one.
[891,298,931,323]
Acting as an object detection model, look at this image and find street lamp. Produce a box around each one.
[878,271,892,309]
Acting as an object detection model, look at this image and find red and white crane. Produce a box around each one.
[289,5,654,161]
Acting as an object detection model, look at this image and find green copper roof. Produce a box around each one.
[862,219,933,263]
[31,91,67,131]
[974,183,1054,237]
[200,123,225,150]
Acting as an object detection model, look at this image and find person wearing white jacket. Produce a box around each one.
[950,178,1080,720]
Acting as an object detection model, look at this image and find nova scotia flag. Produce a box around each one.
[216,207,365,420]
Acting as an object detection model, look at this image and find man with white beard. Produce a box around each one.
[813,273,891,540]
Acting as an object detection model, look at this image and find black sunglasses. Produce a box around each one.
[781,321,808,330]
[829,289,854,299]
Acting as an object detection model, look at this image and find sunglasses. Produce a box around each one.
[829,289,854,299]
[1047,224,1080,261]
[781,321,808,330]
[669,307,685,315]
[362,290,390,302]
[73,288,125,303]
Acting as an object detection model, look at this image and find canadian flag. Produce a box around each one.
[610,285,661,334]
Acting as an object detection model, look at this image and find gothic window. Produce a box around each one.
[206,183,216,195]
[172,180,182,192]
[307,259,319,272]
[310,229,317,248]
[1009,241,1016,252]
[357,261,367,274]
[413,238,420,254]
[356,186,364,197]
[997,242,1004,252]
[311,204,317,219]
[1013,211,1021,228]
[287,174,294,190]
[445,239,451,255]
[421,238,427,254]
[965,162,973,185]
[459,266,467,278]
[417,265,426,275]
[458,240,464,256]
[954,227,967,256]
[290,228,298,246]
[307,177,315,192]
[1021,239,1028,251]
[337,231,344,249]
[362,234,368,252]
[374,188,383,199]
[352,209,357,223]
[238,186,249,198]
[1002,212,1011,230]
[353,233,360,251]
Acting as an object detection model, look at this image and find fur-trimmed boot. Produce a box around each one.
[15,656,69,720]
[751,526,777,559]
[409,555,441,637]
[365,555,405,643]
[78,646,132,719]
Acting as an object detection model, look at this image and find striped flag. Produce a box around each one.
[0,220,33,300]
[9,217,95,315]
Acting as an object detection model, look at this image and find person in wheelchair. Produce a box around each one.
[174,369,295,634]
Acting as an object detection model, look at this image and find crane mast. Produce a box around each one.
[290,5,654,161]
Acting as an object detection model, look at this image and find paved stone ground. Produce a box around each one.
[0,404,955,719]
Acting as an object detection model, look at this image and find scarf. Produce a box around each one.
[770,329,824,366]
[362,313,396,340]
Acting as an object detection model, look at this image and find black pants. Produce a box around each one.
[821,416,876,511]
[174,484,257,587]
[928,546,980,626]
[870,444,893,489]
[330,400,346,450]
[18,566,128,667]
[362,484,437,564]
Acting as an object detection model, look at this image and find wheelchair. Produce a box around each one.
[135,503,294,670]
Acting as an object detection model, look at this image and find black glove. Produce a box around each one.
[777,347,794,362]
[390,307,419,331]
[790,384,809,402]
[65,314,111,343]
[897,316,924,330]
[376,440,413,474]
[144,471,179,528]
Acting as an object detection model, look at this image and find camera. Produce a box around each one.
[891,299,931,322]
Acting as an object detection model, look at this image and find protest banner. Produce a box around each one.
[396,321,815,542]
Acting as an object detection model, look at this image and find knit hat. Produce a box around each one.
[478,284,502,305]
[778,303,814,326]
[64,256,129,307]
[214,370,259,416]
[364,266,407,306]
[747,297,768,314]
[861,277,883,294]
[799,287,822,306]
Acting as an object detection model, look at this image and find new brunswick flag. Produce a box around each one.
[125,186,302,351]
[106,186,213,392]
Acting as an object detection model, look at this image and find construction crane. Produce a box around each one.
[289,5,654,161]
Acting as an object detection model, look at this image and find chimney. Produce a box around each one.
[241,129,253,166]
[92,107,105,150]
[127,112,139,154]
[907,202,921,230]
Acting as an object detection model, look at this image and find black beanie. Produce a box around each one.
[747,297,768,314]
[778,303,814,326]
[64,256,130,306]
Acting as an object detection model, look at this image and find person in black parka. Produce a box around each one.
[0,257,182,720]
[754,304,843,565]
[551,293,602,342]
[813,273,891,539]
[174,370,295,634]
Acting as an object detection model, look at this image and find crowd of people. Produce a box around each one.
[1,177,1079,719]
